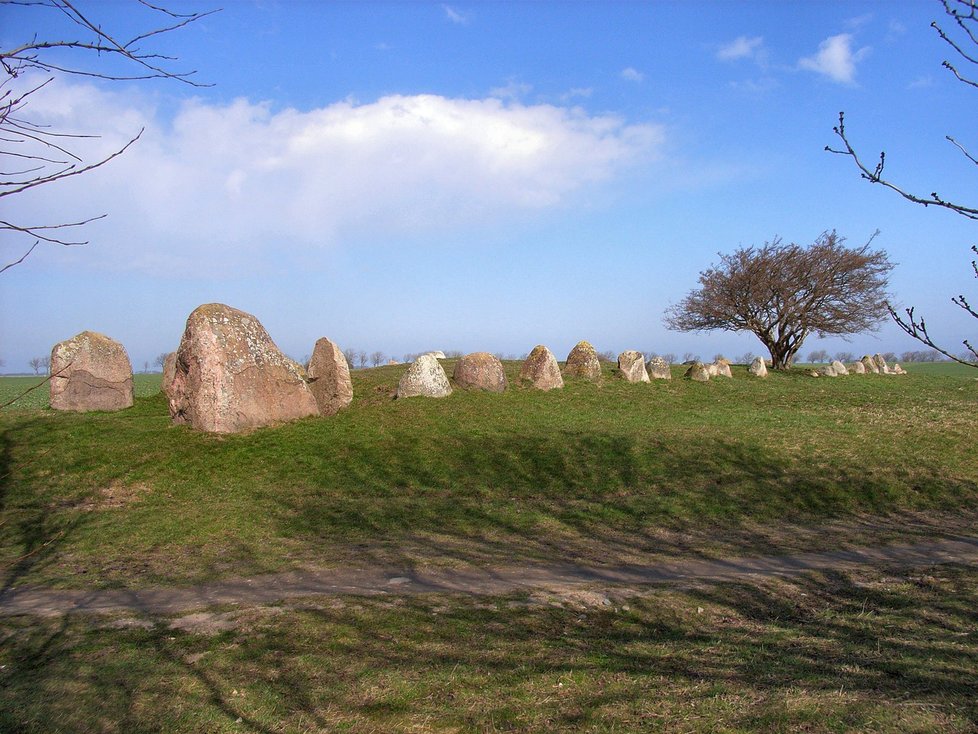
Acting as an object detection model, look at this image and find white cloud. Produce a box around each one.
[442,5,469,25]
[620,67,644,82]
[717,36,764,62]
[12,78,665,274]
[489,80,533,100]
[798,33,870,84]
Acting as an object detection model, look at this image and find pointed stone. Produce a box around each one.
[519,345,563,390]
[563,340,602,380]
[396,354,452,398]
[748,356,768,378]
[860,355,880,374]
[684,361,711,382]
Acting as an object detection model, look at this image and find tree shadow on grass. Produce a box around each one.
[2,565,976,732]
[273,428,978,571]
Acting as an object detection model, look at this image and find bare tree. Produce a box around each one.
[155,352,169,370]
[661,353,677,365]
[807,349,830,364]
[665,232,893,370]
[827,0,977,367]
[1,0,217,274]
[737,351,755,365]
[834,351,855,363]
[357,350,368,369]
[40,355,50,374]
[29,356,42,374]
[369,351,386,367]
[342,348,357,369]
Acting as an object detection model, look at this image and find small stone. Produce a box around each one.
[684,362,710,382]
[646,356,672,380]
[617,351,650,383]
[563,341,602,381]
[748,356,768,378]
[519,345,564,390]
[50,331,134,412]
[396,354,452,398]
[453,352,507,392]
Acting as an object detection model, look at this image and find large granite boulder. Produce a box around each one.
[453,352,507,392]
[563,341,601,381]
[818,363,838,377]
[873,353,891,374]
[161,351,178,399]
[748,356,768,378]
[850,360,866,374]
[167,303,318,433]
[684,361,710,382]
[617,351,650,383]
[646,356,672,380]
[860,355,880,374]
[396,354,452,398]
[50,331,134,412]
[519,345,563,390]
[830,359,849,376]
[307,337,354,415]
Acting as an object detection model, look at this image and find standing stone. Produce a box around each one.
[850,361,866,374]
[684,361,711,382]
[50,331,134,412]
[646,356,672,380]
[617,351,650,383]
[748,356,768,378]
[396,354,452,398]
[168,303,318,433]
[564,341,602,381]
[307,337,354,416]
[873,353,891,374]
[161,351,178,399]
[830,360,849,376]
[453,352,508,392]
[519,345,564,390]
[712,359,733,378]
[860,355,880,374]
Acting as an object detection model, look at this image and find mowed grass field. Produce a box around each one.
[2,361,977,732]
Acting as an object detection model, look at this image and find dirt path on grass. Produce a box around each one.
[3,535,978,618]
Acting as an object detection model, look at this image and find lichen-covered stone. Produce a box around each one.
[684,361,710,382]
[161,351,178,400]
[519,345,563,390]
[712,359,733,378]
[861,355,880,374]
[748,356,768,378]
[850,361,866,374]
[50,331,134,412]
[818,363,838,377]
[892,363,907,375]
[617,351,650,383]
[397,354,452,398]
[453,352,507,392]
[873,353,891,374]
[168,303,318,433]
[307,337,354,416]
[646,356,672,380]
[563,341,601,381]
[830,360,848,376]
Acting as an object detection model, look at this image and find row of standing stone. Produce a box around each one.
[43,304,906,433]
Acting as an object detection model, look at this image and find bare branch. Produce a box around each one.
[0,240,39,274]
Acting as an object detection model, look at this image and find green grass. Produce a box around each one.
[1,362,976,588]
[2,563,976,733]
[2,362,977,732]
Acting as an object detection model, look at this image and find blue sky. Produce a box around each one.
[2,0,976,371]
